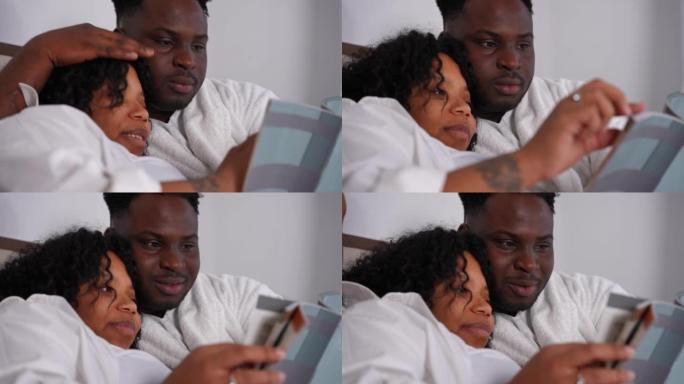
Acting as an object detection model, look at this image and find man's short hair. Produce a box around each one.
[459,193,556,219]
[103,193,201,218]
[112,0,211,22]
[436,0,533,23]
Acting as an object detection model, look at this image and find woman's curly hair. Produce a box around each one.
[39,58,151,116]
[0,227,139,308]
[343,30,475,109]
[343,227,494,309]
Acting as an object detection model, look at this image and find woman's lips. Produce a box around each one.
[460,322,493,339]
[443,124,471,140]
[109,320,136,336]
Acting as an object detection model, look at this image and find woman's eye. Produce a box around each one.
[99,286,113,294]
[431,88,446,96]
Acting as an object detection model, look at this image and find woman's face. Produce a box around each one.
[431,251,494,348]
[74,251,141,349]
[89,65,151,156]
[407,53,476,151]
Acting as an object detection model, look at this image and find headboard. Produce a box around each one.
[0,42,21,69]
[342,233,384,270]
[342,41,369,64]
[0,235,31,267]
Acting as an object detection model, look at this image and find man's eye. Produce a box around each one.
[182,242,197,250]
[141,240,161,249]
[192,44,206,52]
[495,239,516,250]
[518,42,532,50]
[155,39,173,48]
[535,242,552,252]
[479,40,497,49]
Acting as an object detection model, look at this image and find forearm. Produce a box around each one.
[0,44,53,118]
[442,150,547,192]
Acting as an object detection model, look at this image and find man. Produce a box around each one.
[458,193,628,366]
[103,193,285,383]
[0,0,274,190]
[438,0,630,191]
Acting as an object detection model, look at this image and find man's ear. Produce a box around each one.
[104,227,115,236]
[457,223,469,233]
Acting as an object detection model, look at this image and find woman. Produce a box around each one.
[0,228,285,384]
[0,59,251,192]
[342,228,636,384]
[342,31,642,192]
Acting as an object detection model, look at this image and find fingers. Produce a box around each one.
[211,344,286,369]
[629,102,646,114]
[580,367,636,384]
[579,79,630,116]
[232,369,286,384]
[565,343,634,367]
[93,28,154,60]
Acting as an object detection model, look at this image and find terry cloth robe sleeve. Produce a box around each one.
[474,77,613,192]
[342,292,519,384]
[490,272,629,366]
[146,79,277,179]
[342,97,488,192]
[0,105,161,192]
[138,273,281,368]
[0,294,120,384]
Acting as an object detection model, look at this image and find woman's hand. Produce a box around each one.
[517,79,645,182]
[163,343,286,384]
[509,343,636,384]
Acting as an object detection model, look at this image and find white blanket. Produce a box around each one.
[490,272,628,366]
[343,291,520,384]
[138,273,280,368]
[147,78,277,179]
[0,294,170,384]
[0,104,184,191]
[474,77,612,192]
[342,96,489,192]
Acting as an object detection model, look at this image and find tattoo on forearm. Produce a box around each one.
[475,155,522,191]
[190,175,220,192]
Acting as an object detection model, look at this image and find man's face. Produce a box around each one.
[110,195,200,317]
[118,0,208,119]
[462,194,554,315]
[444,0,534,122]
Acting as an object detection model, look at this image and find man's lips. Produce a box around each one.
[506,279,540,297]
[493,77,523,96]
[154,276,188,296]
[167,76,196,95]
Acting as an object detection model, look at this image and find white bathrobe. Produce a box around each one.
[138,273,280,368]
[0,294,171,384]
[342,96,489,192]
[342,292,520,384]
[474,77,612,192]
[0,104,184,191]
[147,79,277,179]
[490,272,628,366]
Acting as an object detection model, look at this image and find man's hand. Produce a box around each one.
[25,23,154,68]
[213,134,259,192]
[510,343,635,384]
[163,343,286,384]
[518,79,644,182]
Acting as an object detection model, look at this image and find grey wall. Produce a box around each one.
[342,0,683,110]
[343,193,684,302]
[0,0,340,106]
[0,193,341,303]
